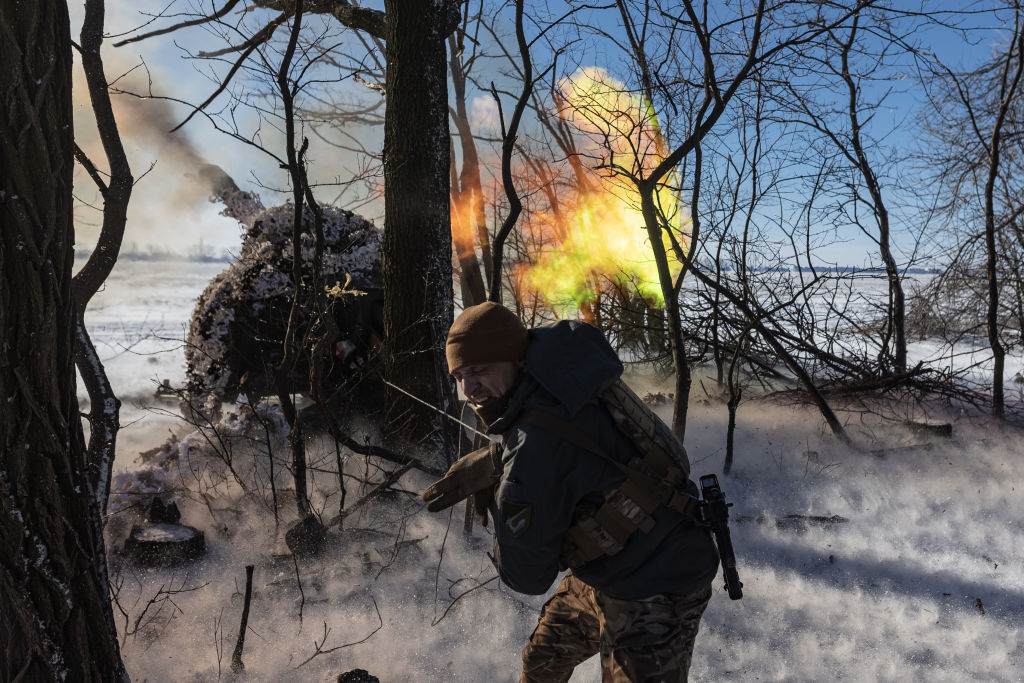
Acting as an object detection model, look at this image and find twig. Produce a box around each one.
[112,0,242,47]
[430,575,499,626]
[294,598,383,669]
[213,607,225,680]
[328,461,415,525]
[292,553,306,629]
[170,12,290,133]
[230,565,255,673]
[73,143,108,196]
[432,507,455,624]
[124,574,207,641]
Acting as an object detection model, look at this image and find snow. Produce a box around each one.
[79,258,1024,682]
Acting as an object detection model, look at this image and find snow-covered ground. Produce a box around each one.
[80,259,1024,682]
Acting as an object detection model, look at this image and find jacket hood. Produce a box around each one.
[524,320,623,416]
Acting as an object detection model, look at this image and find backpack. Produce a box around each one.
[518,378,702,568]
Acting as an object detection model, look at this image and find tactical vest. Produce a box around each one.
[518,379,702,569]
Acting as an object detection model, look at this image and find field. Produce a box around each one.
[80,259,1024,682]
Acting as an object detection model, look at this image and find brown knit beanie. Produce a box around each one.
[446,302,528,373]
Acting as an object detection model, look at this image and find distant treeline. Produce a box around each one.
[794,266,940,275]
[75,244,232,263]
[703,264,940,275]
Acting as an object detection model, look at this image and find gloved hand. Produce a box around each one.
[422,442,502,514]
[471,485,495,527]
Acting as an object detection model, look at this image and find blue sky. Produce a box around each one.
[69,1,1017,267]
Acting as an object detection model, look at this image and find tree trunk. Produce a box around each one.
[74,0,135,519]
[382,0,458,444]
[0,1,128,678]
[448,34,488,307]
[638,184,691,440]
[982,18,1024,419]
[838,14,906,374]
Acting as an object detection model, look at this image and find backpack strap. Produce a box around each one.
[604,380,690,484]
[518,407,701,569]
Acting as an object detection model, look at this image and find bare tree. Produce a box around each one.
[73,0,135,520]
[780,6,914,375]
[449,8,491,307]
[919,3,1024,417]
[558,0,873,440]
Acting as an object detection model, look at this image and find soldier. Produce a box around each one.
[423,302,720,682]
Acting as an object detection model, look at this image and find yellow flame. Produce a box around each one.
[516,67,688,315]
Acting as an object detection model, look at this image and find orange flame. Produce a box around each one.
[450,187,480,257]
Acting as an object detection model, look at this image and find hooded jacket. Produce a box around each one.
[486,320,719,600]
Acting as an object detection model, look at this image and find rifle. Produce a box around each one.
[698,474,743,600]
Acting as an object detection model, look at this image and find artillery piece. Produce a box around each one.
[184,166,385,417]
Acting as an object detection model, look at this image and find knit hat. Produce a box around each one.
[446,302,528,373]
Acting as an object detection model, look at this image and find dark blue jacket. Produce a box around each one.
[487,320,719,599]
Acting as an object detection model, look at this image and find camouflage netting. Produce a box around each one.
[185,166,383,415]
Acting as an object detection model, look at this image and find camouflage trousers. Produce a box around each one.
[520,575,711,683]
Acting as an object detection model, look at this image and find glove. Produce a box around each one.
[471,484,496,527]
[422,442,502,513]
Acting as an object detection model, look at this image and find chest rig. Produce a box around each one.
[518,379,701,569]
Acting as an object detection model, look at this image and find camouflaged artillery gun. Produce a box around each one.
[183,166,385,418]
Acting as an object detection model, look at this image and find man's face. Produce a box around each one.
[452,361,522,408]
